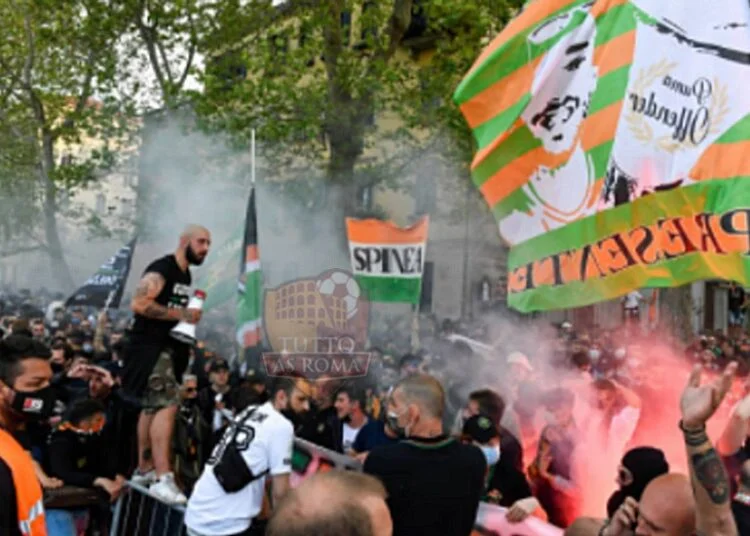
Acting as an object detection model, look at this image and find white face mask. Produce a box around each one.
[614,348,626,360]
[479,444,501,467]
[589,349,602,361]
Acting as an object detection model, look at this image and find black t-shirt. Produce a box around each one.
[0,457,21,536]
[487,455,533,507]
[364,435,486,536]
[130,255,192,344]
[123,255,191,396]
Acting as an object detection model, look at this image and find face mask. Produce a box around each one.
[614,348,626,360]
[10,385,57,420]
[589,349,602,361]
[50,362,64,374]
[82,343,93,354]
[386,410,407,438]
[480,444,501,467]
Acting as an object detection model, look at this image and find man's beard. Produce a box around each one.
[186,244,205,266]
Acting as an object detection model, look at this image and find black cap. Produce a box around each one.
[209,358,229,372]
[245,368,266,385]
[462,414,498,444]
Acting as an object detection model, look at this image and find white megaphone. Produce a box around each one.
[170,289,206,346]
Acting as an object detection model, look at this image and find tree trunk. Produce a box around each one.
[40,132,75,290]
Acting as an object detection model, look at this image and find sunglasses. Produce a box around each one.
[185,388,197,394]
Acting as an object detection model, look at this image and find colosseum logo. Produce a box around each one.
[262,270,370,380]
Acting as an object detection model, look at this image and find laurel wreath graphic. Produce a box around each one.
[627,62,729,154]
[625,60,677,145]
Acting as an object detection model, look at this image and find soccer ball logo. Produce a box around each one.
[316,270,361,320]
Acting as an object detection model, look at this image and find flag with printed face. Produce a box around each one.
[455,0,750,312]
[346,217,429,304]
[236,188,262,348]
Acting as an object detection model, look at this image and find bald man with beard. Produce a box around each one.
[122,225,211,504]
[565,474,696,536]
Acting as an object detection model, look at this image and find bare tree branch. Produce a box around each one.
[375,0,414,65]
[156,38,174,84]
[135,1,170,101]
[53,48,97,140]
[177,10,198,89]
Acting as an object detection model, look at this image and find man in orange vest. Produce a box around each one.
[0,335,56,536]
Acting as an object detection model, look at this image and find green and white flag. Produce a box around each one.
[236,187,262,348]
[346,217,429,304]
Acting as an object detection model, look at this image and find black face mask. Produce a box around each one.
[50,363,65,374]
[10,385,57,421]
[186,244,205,266]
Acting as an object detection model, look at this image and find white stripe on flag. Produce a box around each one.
[245,260,260,273]
[236,319,262,346]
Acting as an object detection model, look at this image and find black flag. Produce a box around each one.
[65,238,137,309]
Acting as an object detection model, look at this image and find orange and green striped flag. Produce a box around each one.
[346,217,429,304]
[455,0,750,312]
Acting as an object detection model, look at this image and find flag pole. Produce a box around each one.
[251,128,256,186]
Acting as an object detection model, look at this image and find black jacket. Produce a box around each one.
[297,405,343,453]
[46,428,116,488]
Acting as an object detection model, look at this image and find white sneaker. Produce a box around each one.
[149,473,188,505]
[130,468,156,486]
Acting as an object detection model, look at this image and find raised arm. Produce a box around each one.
[680,363,739,536]
[717,393,750,456]
[131,272,183,322]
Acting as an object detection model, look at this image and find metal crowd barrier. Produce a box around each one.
[109,481,186,536]
[110,438,563,536]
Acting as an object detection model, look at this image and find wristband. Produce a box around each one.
[678,420,706,434]
[679,419,708,446]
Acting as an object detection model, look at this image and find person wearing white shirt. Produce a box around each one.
[185,376,312,536]
[333,384,368,454]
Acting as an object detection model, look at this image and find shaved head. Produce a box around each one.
[267,472,392,536]
[181,224,209,241]
[393,374,445,419]
[636,474,695,536]
[178,224,211,266]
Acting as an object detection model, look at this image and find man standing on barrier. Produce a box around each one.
[122,225,211,504]
[0,335,54,536]
[185,375,312,536]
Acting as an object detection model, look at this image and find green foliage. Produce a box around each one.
[0,0,136,283]
[194,0,524,191]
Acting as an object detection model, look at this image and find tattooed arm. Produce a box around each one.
[131,273,184,322]
[680,363,739,536]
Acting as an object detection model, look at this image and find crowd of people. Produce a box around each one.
[1,225,750,536]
